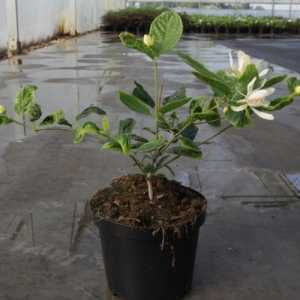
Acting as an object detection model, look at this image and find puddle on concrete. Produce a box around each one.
[0,33,230,146]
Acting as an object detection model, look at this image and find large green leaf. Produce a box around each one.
[181,124,198,141]
[119,118,136,134]
[150,11,183,56]
[14,85,38,115]
[263,95,294,111]
[170,141,202,159]
[73,122,101,144]
[178,51,231,96]
[160,97,191,114]
[116,135,131,155]
[27,103,42,122]
[239,64,258,88]
[224,107,251,128]
[119,91,152,115]
[40,110,72,127]
[164,87,186,103]
[102,139,122,153]
[0,115,14,126]
[138,137,166,152]
[133,82,155,108]
[263,75,287,88]
[76,105,106,121]
[119,32,157,59]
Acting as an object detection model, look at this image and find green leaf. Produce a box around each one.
[0,115,14,126]
[14,85,38,115]
[27,103,42,122]
[131,134,148,143]
[207,99,221,127]
[138,137,166,152]
[117,135,131,155]
[169,145,202,159]
[102,116,110,134]
[76,105,106,121]
[181,124,198,140]
[178,51,231,96]
[193,71,232,97]
[73,122,101,144]
[102,140,122,152]
[119,118,136,134]
[224,107,251,128]
[133,82,155,108]
[263,75,287,88]
[157,114,171,130]
[119,32,157,59]
[160,97,191,114]
[169,137,202,159]
[287,77,300,93]
[164,87,186,103]
[119,91,152,115]
[239,64,258,88]
[40,110,72,127]
[150,11,183,55]
[263,95,294,111]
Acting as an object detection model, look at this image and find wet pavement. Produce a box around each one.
[0,33,300,300]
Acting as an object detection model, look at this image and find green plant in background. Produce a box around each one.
[1,11,300,201]
[102,8,300,35]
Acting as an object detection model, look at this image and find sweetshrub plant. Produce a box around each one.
[1,11,300,201]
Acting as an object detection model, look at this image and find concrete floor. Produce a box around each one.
[0,33,300,300]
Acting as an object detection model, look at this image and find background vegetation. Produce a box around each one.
[102,7,300,35]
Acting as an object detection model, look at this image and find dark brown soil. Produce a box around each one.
[90,174,207,231]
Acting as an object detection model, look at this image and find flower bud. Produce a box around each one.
[294,85,300,95]
[143,34,154,47]
[0,105,6,114]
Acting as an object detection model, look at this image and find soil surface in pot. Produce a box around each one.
[90,174,206,231]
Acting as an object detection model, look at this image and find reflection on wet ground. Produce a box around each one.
[1,33,300,300]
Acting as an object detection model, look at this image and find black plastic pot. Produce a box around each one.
[95,205,206,300]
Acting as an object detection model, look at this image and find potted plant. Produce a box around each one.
[1,10,300,300]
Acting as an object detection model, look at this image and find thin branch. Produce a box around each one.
[129,155,145,174]
[198,124,233,146]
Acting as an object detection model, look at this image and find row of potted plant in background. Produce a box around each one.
[102,7,300,35]
[1,10,300,300]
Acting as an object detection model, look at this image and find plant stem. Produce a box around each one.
[129,155,145,173]
[146,174,154,202]
[198,124,233,145]
[153,60,160,137]
[159,118,193,154]
[22,113,27,136]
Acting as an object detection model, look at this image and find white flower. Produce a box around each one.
[143,34,154,47]
[230,77,275,120]
[229,50,270,78]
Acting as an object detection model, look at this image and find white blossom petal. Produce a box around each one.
[237,51,251,74]
[247,77,257,94]
[231,104,248,112]
[258,68,271,78]
[251,107,274,120]
[247,87,275,107]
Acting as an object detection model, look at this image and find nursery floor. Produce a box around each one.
[0,33,300,300]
